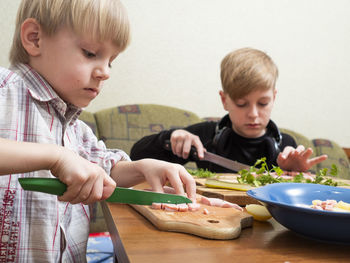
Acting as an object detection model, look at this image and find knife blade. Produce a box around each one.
[18,178,192,205]
[164,140,250,172]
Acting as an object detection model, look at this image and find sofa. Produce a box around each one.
[79,104,350,233]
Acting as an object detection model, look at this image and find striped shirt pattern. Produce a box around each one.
[0,64,130,262]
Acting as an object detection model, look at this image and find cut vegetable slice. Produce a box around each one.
[245,204,272,221]
[205,179,253,191]
[335,201,350,211]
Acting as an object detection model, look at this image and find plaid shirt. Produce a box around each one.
[0,64,129,262]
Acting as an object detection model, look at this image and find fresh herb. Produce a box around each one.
[187,168,216,178]
[237,157,339,187]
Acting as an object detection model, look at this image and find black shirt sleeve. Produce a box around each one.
[130,121,217,164]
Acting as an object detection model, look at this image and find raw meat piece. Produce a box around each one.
[188,202,201,211]
[151,203,162,210]
[163,203,179,211]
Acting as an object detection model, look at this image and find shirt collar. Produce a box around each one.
[11,63,82,123]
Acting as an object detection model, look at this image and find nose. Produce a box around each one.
[247,105,259,118]
[93,63,110,81]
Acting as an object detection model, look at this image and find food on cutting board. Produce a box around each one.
[237,158,340,187]
[205,179,253,191]
[151,196,243,212]
[188,168,216,178]
[196,157,342,191]
[151,202,201,212]
[309,200,350,212]
[200,196,243,211]
[245,204,272,221]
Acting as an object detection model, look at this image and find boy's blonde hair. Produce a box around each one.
[10,0,130,65]
[220,48,278,100]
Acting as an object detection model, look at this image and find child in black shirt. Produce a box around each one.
[131,48,327,173]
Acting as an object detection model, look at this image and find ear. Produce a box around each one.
[20,18,42,57]
[219,90,229,111]
[273,89,277,101]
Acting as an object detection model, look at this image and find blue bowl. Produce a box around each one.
[246,183,350,244]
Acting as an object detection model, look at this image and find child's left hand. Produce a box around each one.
[111,159,197,202]
[277,145,328,172]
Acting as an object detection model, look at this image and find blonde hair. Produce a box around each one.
[10,0,130,65]
[220,48,278,100]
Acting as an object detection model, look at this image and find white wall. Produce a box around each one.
[1,0,350,147]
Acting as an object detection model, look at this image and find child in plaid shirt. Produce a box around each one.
[0,0,196,262]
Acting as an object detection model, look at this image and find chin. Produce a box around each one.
[244,130,265,138]
[76,99,93,108]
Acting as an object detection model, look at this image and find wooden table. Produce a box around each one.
[101,200,350,263]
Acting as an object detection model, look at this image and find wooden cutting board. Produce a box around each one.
[196,186,259,206]
[130,196,253,240]
[195,174,350,206]
[195,174,259,206]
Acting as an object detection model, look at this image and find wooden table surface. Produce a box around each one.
[102,199,350,263]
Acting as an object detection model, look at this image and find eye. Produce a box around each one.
[235,101,247,107]
[258,100,270,107]
[259,103,268,107]
[82,49,96,58]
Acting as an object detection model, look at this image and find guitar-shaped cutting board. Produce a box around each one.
[130,195,253,240]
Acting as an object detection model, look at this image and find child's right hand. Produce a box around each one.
[170,129,206,159]
[50,147,116,205]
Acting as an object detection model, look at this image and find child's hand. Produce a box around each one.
[277,145,328,172]
[140,159,197,201]
[50,148,116,205]
[170,129,205,159]
[112,159,197,202]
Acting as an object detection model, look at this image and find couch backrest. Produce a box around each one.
[92,104,203,156]
[79,108,350,179]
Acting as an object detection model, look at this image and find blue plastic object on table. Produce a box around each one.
[86,232,113,263]
[247,183,350,244]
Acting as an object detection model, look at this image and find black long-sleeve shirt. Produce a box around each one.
[130,115,297,173]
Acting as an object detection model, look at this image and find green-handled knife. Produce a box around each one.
[18,178,192,205]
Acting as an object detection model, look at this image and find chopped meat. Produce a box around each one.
[163,203,179,211]
[208,198,225,207]
[200,196,242,211]
[200,196,225,207]
[203,208,209,215]
[151,202,199,212]
[151,203,162,210]
[188,202,201,211]
[222,201,244,211]
[151,196,242,213]
[200,196,211,206]
[178,203,189,212]
[310,199,342,211]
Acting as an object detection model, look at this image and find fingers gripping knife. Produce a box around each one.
[18,178,192,205]
[164,140,250,172]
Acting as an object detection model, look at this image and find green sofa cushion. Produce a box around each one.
[280,128,316,153]
[79,111,99,138]
[94,104,203,155]
[312,139,350,180]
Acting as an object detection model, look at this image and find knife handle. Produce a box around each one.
[18,178,67,196]
[164,140,200,160]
